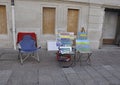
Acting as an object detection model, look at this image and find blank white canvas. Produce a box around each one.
[47,41,58,51]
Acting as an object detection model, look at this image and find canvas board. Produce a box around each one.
[47,41,58,51]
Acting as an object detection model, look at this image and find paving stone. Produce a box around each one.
[62,67,84,85]
[0,48,120,85]
[93,65,120,85]
[84,66,109,85]
[0,70,12,85]
[73,66,99,85]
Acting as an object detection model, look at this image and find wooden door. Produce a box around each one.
[67,9,79,35]
[43,7,55,34]
[0,5,7,34]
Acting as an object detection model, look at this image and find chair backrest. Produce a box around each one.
[17,32,37,46]
[17,32,37,43]
[77,32,87,40]
[19,35,37,51]
[76,39,91,52]
[76,27,91,53]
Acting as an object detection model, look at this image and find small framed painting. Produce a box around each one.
[59,46,72,54]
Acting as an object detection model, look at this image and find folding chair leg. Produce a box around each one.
[36,51,40,62]
[20,53,23,64]
[79,53,92,65]
[86,53,92,65]
[18,51,20,60]
[18,54,20,60]
[32,51,40,62]
[18,51,40,64]
[79,53,82,66]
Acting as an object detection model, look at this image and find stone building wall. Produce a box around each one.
[0,0,120,49]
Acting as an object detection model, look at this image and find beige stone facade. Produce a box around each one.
[0,0,120,49]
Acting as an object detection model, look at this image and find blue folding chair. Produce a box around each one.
[18,35,40,64]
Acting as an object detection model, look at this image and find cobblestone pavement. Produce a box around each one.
[0,46,120,85]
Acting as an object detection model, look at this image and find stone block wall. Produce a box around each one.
[87,5,105,49]
[0,0,120,49]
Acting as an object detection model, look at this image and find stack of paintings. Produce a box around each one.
[56,32,74,54]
